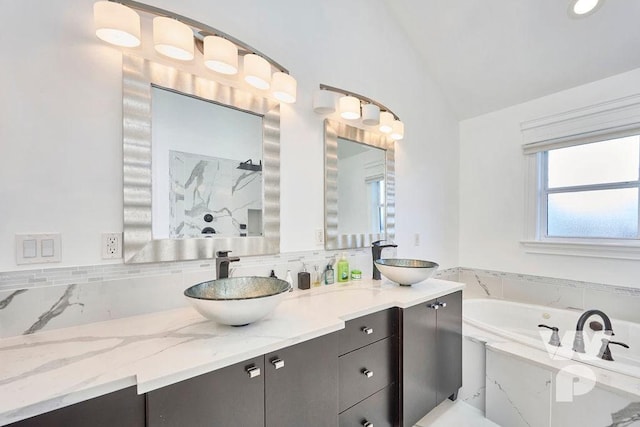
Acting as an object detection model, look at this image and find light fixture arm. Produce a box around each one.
[110,0,290,74]
[319,84,401,121]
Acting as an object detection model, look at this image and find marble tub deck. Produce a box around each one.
[0,278,464,426]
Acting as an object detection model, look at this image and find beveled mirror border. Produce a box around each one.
[324,119,395,250]
[123,54,280,263]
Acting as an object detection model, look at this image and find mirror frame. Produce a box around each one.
[324,119,395,250]
[122,54,280,263]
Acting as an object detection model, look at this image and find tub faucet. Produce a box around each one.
[572,309,614,353]
[538,324,561,347]
[372,240,398,280]
[597,338,629,361]
[215,250,240,280]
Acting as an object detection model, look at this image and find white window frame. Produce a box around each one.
[520,93,640,260]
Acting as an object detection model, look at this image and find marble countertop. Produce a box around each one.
[0,278,463,425]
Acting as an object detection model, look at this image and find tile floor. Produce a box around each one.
[415,400,500,427]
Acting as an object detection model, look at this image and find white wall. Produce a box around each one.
[0,0,459,270]
[459,67,640,288]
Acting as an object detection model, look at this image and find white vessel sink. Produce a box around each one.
[184,277,291,326]
[374,258,439,286]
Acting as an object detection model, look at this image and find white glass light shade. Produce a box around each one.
[94,1,141,48]
[153,17,194,61]
[339,96,361,120]
[313,90,336,114]
[390,120,405,141]
[362,104,380,126]
[379,111,394,133]
[272,73,297,103]
[203,36,238,74]
[244,54,271,90]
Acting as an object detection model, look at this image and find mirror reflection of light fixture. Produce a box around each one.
[313,90,336,114]
[379,111,394,134]
[390,120,405,141]
[203,36,238,74]
[93,1,141,47]
[362,104,380,126]
[153,17,194,61]
[272,72,297,103]
[244,54,272,90]
[93,1,296,103]
[339,96,361,120]
[314,84,403,140]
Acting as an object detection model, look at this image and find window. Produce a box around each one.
[541,135,640,240]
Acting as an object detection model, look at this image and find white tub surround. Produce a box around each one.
[0,278,463,426]
[462,298,640,427]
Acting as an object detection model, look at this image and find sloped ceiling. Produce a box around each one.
[384,0,640,120]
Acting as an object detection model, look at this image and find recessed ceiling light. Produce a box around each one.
[569,0,603,17]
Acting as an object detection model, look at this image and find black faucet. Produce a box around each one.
[215,250,240,280]
[372,240,397,280]
[572,309,614,353]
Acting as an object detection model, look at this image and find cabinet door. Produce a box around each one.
[265,332,339,427]
[436,291,463,404]
[8,387,144,427]
[147,356,264,427]
[400,300,438,427]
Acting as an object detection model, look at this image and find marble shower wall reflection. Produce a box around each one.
[459,267,640,324]
[169,151,262,237]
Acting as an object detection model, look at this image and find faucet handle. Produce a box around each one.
[598,338,629,361]
[372,240,385,246]
[216,250,232,257]
[538,324,561,347]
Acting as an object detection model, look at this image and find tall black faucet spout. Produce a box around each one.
[372,240,398,280]
[572,309,614,353]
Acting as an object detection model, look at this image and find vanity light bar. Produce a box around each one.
[94,0,296,102]
[315,84,404,140]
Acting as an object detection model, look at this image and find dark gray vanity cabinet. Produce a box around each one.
[147,332,338,427]
[338,308,398,427]
[265,332,339,427]
[147,356,265,427]
[399,291,462,427]
[7,387,145,427]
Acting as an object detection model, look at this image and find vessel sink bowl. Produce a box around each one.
[184,276,291,326]
[375,259,439,286]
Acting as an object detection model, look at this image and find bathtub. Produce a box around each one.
[463,299,640,379]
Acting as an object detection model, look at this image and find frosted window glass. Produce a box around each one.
[548,136,639,188]
[547,189,638,238]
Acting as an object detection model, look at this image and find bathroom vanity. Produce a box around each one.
[1,280,463,427]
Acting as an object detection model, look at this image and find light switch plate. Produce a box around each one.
[16,233,61,265]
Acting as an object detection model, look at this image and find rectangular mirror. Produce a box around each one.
[123,55,280,263]
[324,120,395,250]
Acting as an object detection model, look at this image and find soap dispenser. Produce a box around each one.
[337,253,349,283]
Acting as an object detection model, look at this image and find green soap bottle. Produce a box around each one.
[337,253,349,283]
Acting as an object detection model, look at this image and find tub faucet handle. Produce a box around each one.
[598,338,629,361]
[538,324,561,347]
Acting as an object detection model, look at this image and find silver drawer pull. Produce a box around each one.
[362,369,374,378]
[440,302,447,308]
[363,421,373,427]
[246,366,261,378]
[362,327,374,335]
[271,358,285,369]
[427,303,440,310]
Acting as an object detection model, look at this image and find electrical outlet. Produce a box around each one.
[102,232,122,259]
[414,233,421,247]
[315,228,324,245]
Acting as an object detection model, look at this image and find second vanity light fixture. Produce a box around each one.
[313,84,404,141]
[93,0,297,103]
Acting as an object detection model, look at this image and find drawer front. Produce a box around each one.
[339,308,396,355]
[339,337,395,412]
[339,386,395,427]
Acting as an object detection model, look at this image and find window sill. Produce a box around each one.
[520,239,640,260]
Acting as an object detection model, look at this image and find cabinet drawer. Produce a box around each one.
[339,385,395,427]
[339,337,395,412]
[339,308,396,355]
